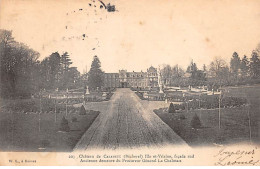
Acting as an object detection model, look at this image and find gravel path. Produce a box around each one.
[74,88,188,151]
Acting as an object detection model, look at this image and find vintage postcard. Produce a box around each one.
[0,0,259,166]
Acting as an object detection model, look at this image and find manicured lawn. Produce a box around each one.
[0,103,99,152]
[155,107,257,146]
[155,85,260,147]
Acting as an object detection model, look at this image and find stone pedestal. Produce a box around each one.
[85,86,90,95]
[159,85,164,93]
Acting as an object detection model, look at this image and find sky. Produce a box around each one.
[0,0,260,73]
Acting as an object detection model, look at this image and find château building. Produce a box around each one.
[103,66,159,88]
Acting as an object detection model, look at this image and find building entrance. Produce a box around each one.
[121,82,128,88]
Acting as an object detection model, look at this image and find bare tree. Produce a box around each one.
[208,57,229,87]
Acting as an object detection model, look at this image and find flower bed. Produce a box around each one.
[135,92,146,100]
[105,92,114,101]
[154,96,247,112]
[2,98,82,113]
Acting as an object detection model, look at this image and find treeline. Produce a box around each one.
[39,51,81,90]
[161,47,260,89]
[0,29,81,98]
[1,28,260,98]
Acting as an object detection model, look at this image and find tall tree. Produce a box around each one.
[39,51,79,90]
[67,67,80,88]
[209,57,229,87]
[203,64,207,72]
[172,64,184,78]
[59,52,73,89]
[161,64,172,85]
[0,30,15,97]
[249,51,260,78]
[0,29,39,98]
[186,60,206,86]
[39,52,61,89]
[88,55,104,90]
[39,57,50,89]
[230,52,241,78]
[240,55,249,77]
[13,42,40,96]
[171,65,186,86]
[186,60,198,74]
[60,52,72,73]
[49,52,61,85]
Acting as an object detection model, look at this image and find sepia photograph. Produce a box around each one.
[0,0,259,166]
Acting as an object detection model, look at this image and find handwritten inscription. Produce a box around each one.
[214,147,259,166]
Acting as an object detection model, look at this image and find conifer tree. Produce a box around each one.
[88,55,104,90]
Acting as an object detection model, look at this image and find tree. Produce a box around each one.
[60,52,72,73]
[161,64,172,85]
[39,52,61,90]
[0,29,81,98]
[88,55,104,90]
[170,65,186,86]
[240,55,249,77]
[48,52,61,87]
[191,113,202,129]
[249,51,260,78]
[0,29,40,98]
[186,60,206,86]
[0,30,15,97]
[203,64,207,72]
[79,105,87,115]
[59,52,72,89]
[67,67,80,88]
[208,57,230,87]
[12,42,40,96]
[39,51,80,90]
[168,103,176,113]
[59,116,70,132]
[186,60,198,74]
[172,64,185,78]
[230,52,241,78]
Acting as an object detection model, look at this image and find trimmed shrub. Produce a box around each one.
[72,116,78,122]
[168,103,176,113]
[179,114,186,120]
[60,116,70,132]
[79,105,86,115]
[191,113,202,129]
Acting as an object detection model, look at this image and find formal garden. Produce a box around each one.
[1,29,260,150]
[153,85,260,147]
[0,98,100,151]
